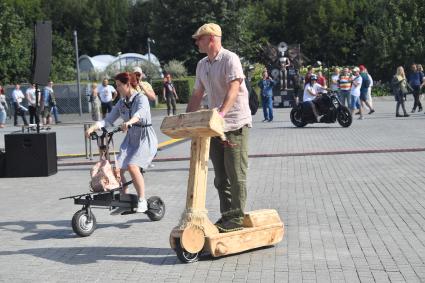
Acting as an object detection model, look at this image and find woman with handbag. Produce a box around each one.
[392,66,412,117]
[85,72,158,214]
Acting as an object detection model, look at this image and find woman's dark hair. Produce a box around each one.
[114,72,138,88]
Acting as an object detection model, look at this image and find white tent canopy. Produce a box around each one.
[79,52,162,80]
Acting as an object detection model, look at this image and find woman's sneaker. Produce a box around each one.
[137,198,148,213]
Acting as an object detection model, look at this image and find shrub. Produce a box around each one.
[372,82,391,96]
[163,60,187,78]
[251,63,266,84]
[152,78,191,103]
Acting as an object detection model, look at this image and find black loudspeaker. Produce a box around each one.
[5,132,57,177]
[0,149,5,178]
[33,21,52,86]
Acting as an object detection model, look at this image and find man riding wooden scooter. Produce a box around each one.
[160,23,284,262]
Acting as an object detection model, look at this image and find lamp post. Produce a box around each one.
[117,51,122,71]
[73,30,82,116]
[147,37,156,105]
[147,37,155,66]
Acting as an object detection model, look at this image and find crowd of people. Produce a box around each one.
[391,64,425,117]
[2,63,424,128]
[0,81,61,127]
[300,63,425,120]
[302,65,375,121]
[0,65,181,128]
[87,67,179,122]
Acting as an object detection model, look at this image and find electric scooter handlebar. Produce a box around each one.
[90,124,137,141]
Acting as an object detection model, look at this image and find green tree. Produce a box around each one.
[149,0,248,73]
[50,33,76,82]
[0,2,33,84]
[95,0,129,54]
[362,0,425,79]
[126,0,151,54]
[4,0,45,26]
[237,0,288,63]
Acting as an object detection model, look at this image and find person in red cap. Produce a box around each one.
[359,65,375,115]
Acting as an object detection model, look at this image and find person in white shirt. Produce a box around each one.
[26,83,39,124]
[97,78,117,118]
[11,83,28,126]
[0,85,7,128]
[350,67,363,119]
[303,74,326,122]
[365,69,373,109]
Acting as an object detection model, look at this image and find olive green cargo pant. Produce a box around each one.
[209,125,249,224]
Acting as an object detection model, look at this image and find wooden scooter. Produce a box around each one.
[160,109,284,263]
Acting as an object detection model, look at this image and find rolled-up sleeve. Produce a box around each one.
[194,61,205,91]
[225,53,245,83]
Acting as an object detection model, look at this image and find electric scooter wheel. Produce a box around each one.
[175,239,200,263]
[146,196,165,221]
[337,107,352,127]
[71,209,97,237]
[290,108,307,127]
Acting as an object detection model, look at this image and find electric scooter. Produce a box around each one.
[60,127,165,237]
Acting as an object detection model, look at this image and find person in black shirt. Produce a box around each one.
[162,74,179,116]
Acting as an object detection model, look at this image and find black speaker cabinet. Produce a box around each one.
[0,149,5,178]
[33,21,52,86]
[5,132,57,177]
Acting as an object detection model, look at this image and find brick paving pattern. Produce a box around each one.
[0,98,424,282]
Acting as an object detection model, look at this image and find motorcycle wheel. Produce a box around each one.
[337,107,352,127]
[290,108,307,127]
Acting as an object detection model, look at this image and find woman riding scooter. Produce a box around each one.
[85,72,158,214]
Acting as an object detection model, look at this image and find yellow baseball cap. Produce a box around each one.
[192,23,222,39]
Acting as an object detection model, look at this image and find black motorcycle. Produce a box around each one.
[290,90,352,128]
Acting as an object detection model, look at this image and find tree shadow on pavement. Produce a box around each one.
[0,246,178,266]
[0,218,150,241]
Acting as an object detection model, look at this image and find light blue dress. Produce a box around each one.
[99,93,158,170]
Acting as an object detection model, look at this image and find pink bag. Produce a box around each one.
[89,137,121,192]
[90,160,120,192]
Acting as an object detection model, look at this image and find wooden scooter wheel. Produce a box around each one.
[180,226,205,254]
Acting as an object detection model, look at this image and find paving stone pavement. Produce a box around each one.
[0,97,425,282]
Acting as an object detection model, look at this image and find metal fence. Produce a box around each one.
[4,83,92,114]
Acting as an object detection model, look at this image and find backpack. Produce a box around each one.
[360,73,370,89]
[245,79,259,115]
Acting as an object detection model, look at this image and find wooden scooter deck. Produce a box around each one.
[170,209,284,258]
[206,209,284,257]
[206,222,284,257]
